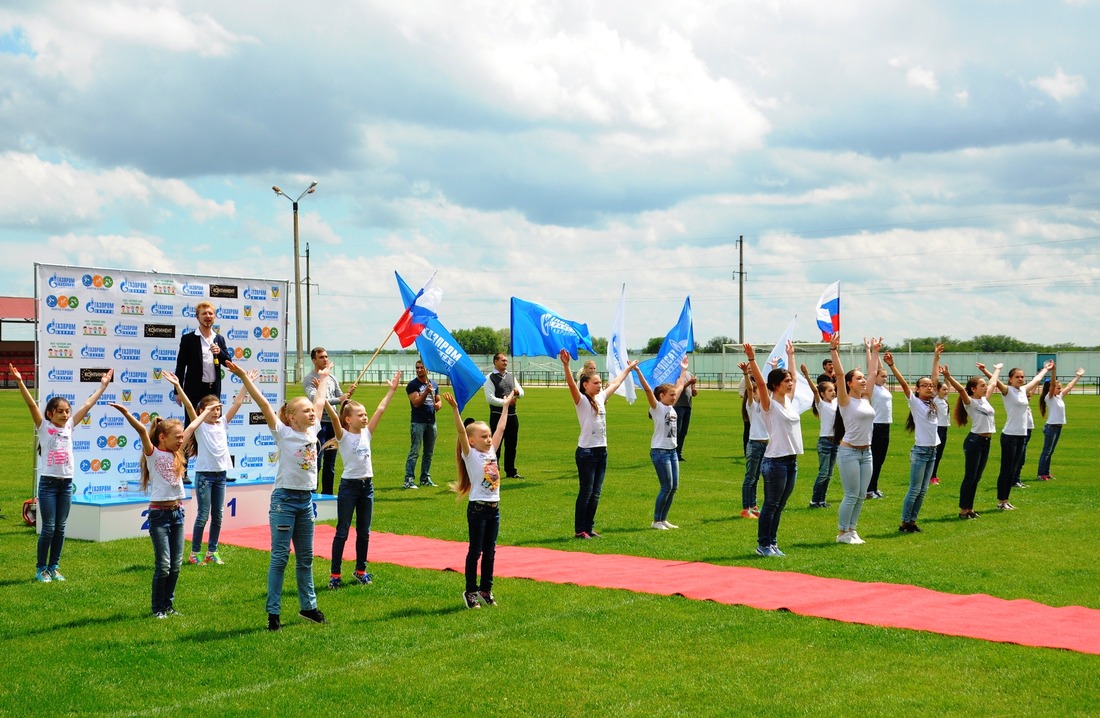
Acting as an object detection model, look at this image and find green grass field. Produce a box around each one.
[1,386,1097,716]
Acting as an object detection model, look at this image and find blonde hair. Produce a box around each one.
[449,420,490,496]
[278,396,312,426]
[140,417,186,491]
[195,300,215,314]
[322,400,364,451]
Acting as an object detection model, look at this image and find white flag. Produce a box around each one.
[766,316,814,413]
[607,284,636,404]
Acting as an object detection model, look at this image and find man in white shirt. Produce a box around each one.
[484,353,525,478]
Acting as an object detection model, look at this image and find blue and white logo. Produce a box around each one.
[215,307,239,320]
[258,307,280,321]
[120,369,148,384]
[119,280,148,294]
[47,368,74,382]
[256,351,280,364]
[243,287,268,301]
[73,440,91,452]
[182,283,205,297]
[99,415,124,428]
[227,327,249,341]
[240,456,264,468]
[45,392,75,403]
[85,300,115,314]
[114,323,139,337]
[46,321,77,336]
[114,346,142,361]
[139,392,165,405]
[48,274,76,289]
[182,305,197,319]
[227,436,246,448]
[81,345,106,359]
[150,303,174,317]
[116,460,141,475]
[254,434,276,447]
[149,346,177,362]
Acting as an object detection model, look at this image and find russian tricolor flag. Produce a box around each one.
[815,281,840,341]
[394,271,443,348]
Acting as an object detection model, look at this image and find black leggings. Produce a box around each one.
[868,423,890,493]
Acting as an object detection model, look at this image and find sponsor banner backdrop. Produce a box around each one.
[35,264,289,496]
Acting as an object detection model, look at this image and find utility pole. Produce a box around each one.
[732,235,746,344]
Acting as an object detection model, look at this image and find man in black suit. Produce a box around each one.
[174,300,229,410]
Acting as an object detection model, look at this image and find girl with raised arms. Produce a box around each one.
[942,362,1002,518]
[829,335,880,545]
[632,357,690,530]
[991,360,1052,510]
[800,362,838,509]
[884,344,943,533]
[1036,364,1085,481]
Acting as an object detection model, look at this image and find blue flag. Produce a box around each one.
[395,272,486,411]
[638,297,694,386]
[510,297,595,359]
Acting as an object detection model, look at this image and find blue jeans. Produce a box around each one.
[960,433,991,510]
[267,488,317,616]
[837,445,872,531]
[650,448,680,522]
[148,506,185,614]
[1037,424,1063,477]
[575,446,607,533]
[405,422,437,484]
[331,479,374,575]
[812,437,838,504]
[901,445,937,522]
[466,501,500,593]
[742,440,767,509]
[192,471,226,553]
[758,455,797,547]
[37,477,73,570]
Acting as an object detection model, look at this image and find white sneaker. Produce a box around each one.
[836,531,854,544]
[661,520,679,529]
[850,531,866,544]
[651,521,669,530]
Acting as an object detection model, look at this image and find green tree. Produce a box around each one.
[452,326,503,355]
[702,335,736,353]
[591,336,608,354]
[643,337,665,354]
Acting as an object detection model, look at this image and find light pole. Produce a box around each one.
[272,181,317,383]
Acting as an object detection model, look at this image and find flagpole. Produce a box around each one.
[353,328,397,385]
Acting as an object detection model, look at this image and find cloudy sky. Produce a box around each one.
[3,0,1099,352]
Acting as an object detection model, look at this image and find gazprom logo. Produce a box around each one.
[540,313,582,339]
[120,369,149,384]
[45,392,76,403]
[229,414,244,426]
[47,368,74,382]
[182,305,197,318]
[243,287,267,301]
[240,456,264,468]
[116,460,141,475]
[99,415,124,428]
[227,435,246,448]
[216,307,239,320]
[85,300,115,314]
[182,283,205,296]
[262,391,278,403]
[258,307,280,321]
[46,321,77,336]
[227,328,249,341]
[119,280,148,294]
[254,434,276,447]
[81,345,106,359]
[114,346,141,361]
[150,303,174,317]
[48,274,77,289]
[73,440,91,451]
[114,323,139,337]
[139,392,165,405]
[256,351,280,364]
[150,346,177,362]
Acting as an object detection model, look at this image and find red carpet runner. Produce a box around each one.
[220,525,1100,655]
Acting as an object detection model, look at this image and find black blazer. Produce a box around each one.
[175,331,229,404]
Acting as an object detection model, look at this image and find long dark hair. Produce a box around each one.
[953,376,983,427]
[831,370,860,443]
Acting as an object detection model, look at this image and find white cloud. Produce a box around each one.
[906,65,939,92]
[1030,66,1087,101]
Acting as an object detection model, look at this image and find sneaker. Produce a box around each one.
[328,575,343,590]
[463,591,481,609]
[1037,475,1052,481]
[299,608,327,624]
[651,521,669,530]
[506,473,525,479]
[353,571,373,586]
[910,523,923,533]
[751,506,760,516]
[930,477,940,485]
[588,531,603,538]
[873,490,884,499]
[478,590,497,606]
[770,544,786,557]
[1013,481,1028,489]
[154,611,167,619]
[959,511,975,520]
[403,481,418,490]
[899,523,914,533]
[739,509,759,519]
[420,479,437,487]
[188,554,201,566]
[968,510,980,519]
[865,492,875,500]
[998,502,1017,511]
[204,552,224,565]
[166,606,181,616]
[662,521,679,529]
[819,501,831,508]
[755,545,776,557]
[35,568,52,583]
[836,532,855,544]
[574,532,591,539]
[48,568,66,582]
[850,531,866,544]
[268,614,281,631]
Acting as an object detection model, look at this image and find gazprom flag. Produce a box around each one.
[765,316,814,413]
[511,297,595,359]
[638,297,694,386]
[607,284,636,404]
[815,281,840,341]
[396,272,485,411]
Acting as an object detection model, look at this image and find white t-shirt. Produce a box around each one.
[338,430,374,480]
[872,384,893,424]
[1001,386,1030,436]
[193,418,231,472]
[463,446,501,503]
[575,392,609,448]
[145,447,185,502]
[934,397,950,427]
[747,400,769,441]
[816,398,838,440]
[1047,394,1066,425]
[763,395,803,458]
[966,397,996,435]
[650,403,678,450]
[838,399,875,446]
[37,418,74,478]
[907,395,941,448]
[271,420,321,491]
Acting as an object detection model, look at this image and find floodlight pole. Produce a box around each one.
[272,181,318,383]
